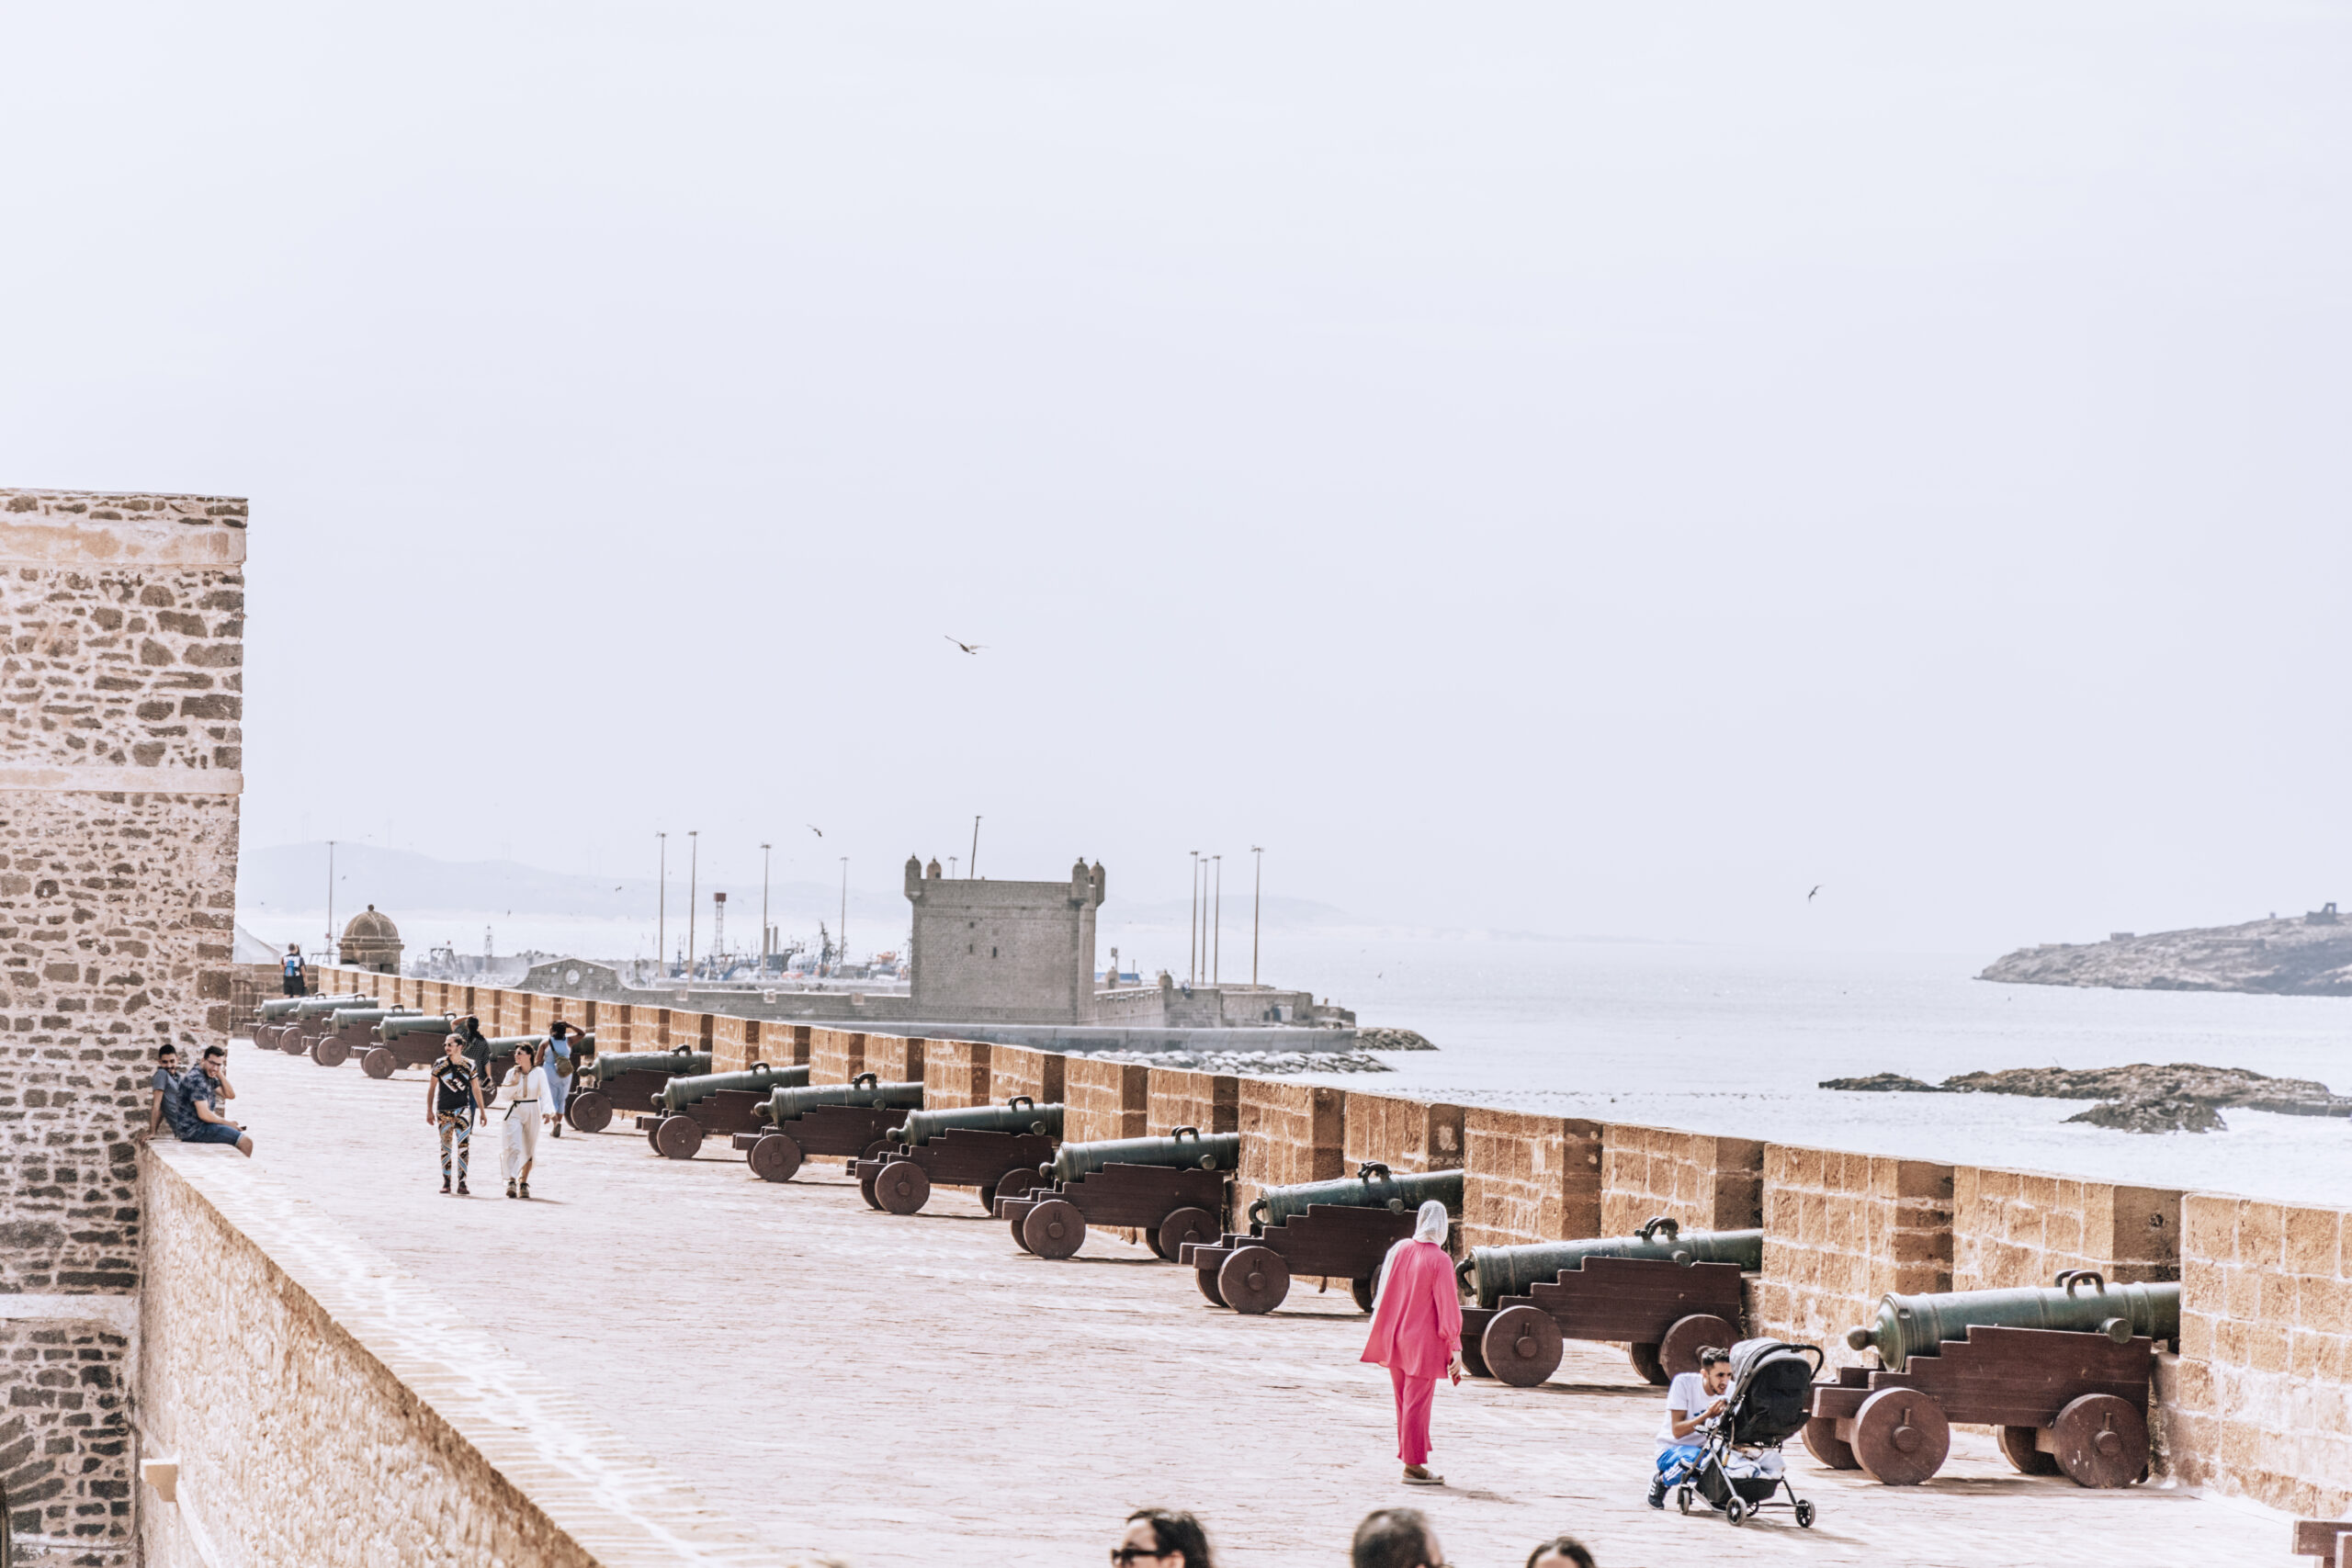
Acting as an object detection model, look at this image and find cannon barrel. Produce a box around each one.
[1249,1164,1465,1228]
[587,1049,711,1086]
[656,1063,813,1113]
[328,1006,419,1028]
[1463,1217,1765,1308]
[1048,1128,1241,1183]
[894,1098,1063,1145]
[762,1076,923,1123]
[257,998,316,1021]
[1846,1272,2182,1372]
[288,994,373,1018]
[380,1015,455,1042]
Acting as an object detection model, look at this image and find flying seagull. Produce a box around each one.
[944,636,984,655]
[808,825,823,838]
[1807,885,1822,902]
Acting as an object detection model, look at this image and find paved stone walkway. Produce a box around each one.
[228,1043,2290,1567]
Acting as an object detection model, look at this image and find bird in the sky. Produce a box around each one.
[808,825,823,838]
[944,636,984,655]
[1807,885,1822,902]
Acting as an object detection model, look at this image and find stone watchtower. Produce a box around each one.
[0,489,245,1567]
[903,855,1105,1024]
[337,905,403,974]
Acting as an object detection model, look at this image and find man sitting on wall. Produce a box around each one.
[1648,1345,1732,1507]
[141,1044,186,1141]
[175,1045,254,1156]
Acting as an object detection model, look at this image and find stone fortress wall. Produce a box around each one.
[285,956,2352,1520]
[0,490,247,1567]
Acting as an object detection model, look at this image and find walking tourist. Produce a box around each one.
[1351,1508,1445,1568]
[1359,1199,1464,1485]
[142,1045,185,1141]
[1525,1536,1596,1567]
[453,1014,492,1081]
[180,1046,254,1156]
[1111,1509,1215,1567]
[280,942,306,997]
[498,1041,546,1199]
[1647,1345,1732,1507]
[542,1021,576,1136]
[428,1034,487,1195]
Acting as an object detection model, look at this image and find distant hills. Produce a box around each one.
[1980,908,2352,997]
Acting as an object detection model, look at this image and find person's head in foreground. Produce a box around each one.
[1113,1509,1213,1568]
[1353,1507,1443,1568]
[1526,1537,1596,1568]
[1699,1345,1733,1396]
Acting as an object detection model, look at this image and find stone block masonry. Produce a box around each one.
[1600,1126,1763,1236]
[864,1033,925,1084]
[809,1028,865,1085]
[0,488,245,1567]
[1343,1089,1464,1176]
[1951,1166,2181,1290]
[1147,1066,1237,1136]
[1755,1145,1953,1370]
[1064,1056,1148,1143]
[1461,1109,1601,1249]
[989,1042,1064,1106]
[1237,1080,1344,1218]
[923,1038,992,1111]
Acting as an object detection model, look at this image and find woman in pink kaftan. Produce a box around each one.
[1360,1199,1464,1484]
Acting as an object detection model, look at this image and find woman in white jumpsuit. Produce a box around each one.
[499,1042,548,1199]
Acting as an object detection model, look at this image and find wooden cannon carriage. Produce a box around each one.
[563,1049,713,1134]
[731,1076,923,1182]
[257,995,369,1055]
[359,1014,454,1077]
[311,1006,420,1068]
[1807,1271,2176,1488]
[1458,1218,1758,1387]
[994,1129,1237,1260]
[634,1063,811,1158]
[1179,1165,1464,1314]
[851,1098,1064,1216]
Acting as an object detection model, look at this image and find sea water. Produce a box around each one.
[1254,933,2352,1208]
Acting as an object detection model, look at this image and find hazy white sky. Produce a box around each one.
[5,3,2346,954]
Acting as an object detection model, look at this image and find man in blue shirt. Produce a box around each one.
[280,944,307,998]
[143,1044,186,1140]
[177,1046,254,1156]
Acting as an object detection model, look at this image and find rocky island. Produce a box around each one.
[1979,904,2352,995]
[1819,1062,2352,1134]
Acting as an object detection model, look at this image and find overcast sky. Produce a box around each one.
[4,3,2346,954]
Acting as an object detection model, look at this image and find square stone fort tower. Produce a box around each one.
[903,855,1103,1024]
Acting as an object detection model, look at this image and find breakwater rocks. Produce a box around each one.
[1358,1027,1437,1052]
[1088,1048,1396,1076]
[1979,909,2352,995]
[1819,1062,2352,1134]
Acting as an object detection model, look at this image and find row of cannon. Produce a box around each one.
[265,1013,2178,1494]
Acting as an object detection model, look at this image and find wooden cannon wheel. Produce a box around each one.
[1481,1305,1565,1388]
[1351,1276,1378,1313]
[313,1036,351,1068]
[1023,1198,1088,1259]
[1627,1343,1669,1386]
[1217,1246,1292,1314]
[1659,1314,1737,1379]
[1158,1207,1216,1267]
[566,1089,613,1134]
[2051,1393,2147,1488]
[857,1142,892,1209]
[747,1132,804,1184]
[280,1031,311,1055]
[1998,1426,2061,1476]
[1457,1334,1492,1380]
[1801,1416,1859,1470]
[655,1113,706,1160]
[875,1159,933,1215]
[361,1047,397,1080]
[1194,1267,1227,1307]
[1010,1215,1035,1253]
[1849,1388,1951,1485]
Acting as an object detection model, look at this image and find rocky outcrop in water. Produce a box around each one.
[1979,909,2352,995]
[1358,1027,1437,1052]
[1817,1061,2351,1134]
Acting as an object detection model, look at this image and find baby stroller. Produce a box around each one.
[1673,1338,1823,1529]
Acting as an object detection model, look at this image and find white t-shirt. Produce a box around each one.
[1657,1371,1715,1452]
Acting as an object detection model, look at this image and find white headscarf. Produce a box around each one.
[1370,1200,1453,1316]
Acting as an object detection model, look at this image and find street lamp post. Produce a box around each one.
[1250,845,1264,987]
[324,840,336,964]
[685,830,698,981]
[655,832,667,981]
[1212,854,1222,987]
[839,857,849,971]
[969,816,981,879]
[761,842,772,976]
[1188,852,1199,986]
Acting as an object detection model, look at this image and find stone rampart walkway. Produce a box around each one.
[226,1043,2289,1567]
